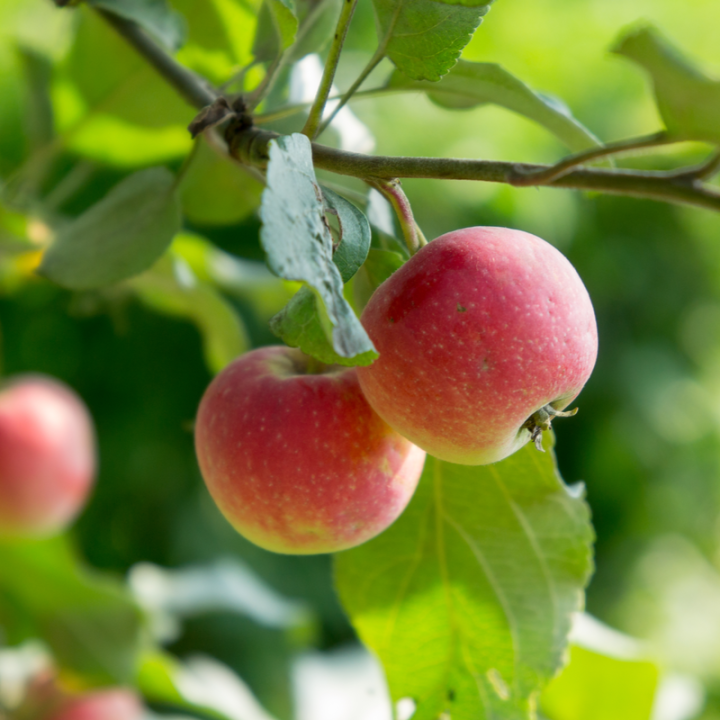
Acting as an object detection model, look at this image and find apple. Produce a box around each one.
[356,226,598,465]
[194,346,426,554]
[47,688,143,720]
[0,375,96,536]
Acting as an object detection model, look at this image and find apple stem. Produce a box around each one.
[366,178,426,255]
[524,404,579,451]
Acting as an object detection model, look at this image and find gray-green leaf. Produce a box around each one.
[260,133,374,359]
[40,167,180,290]
[335,439,594,720]
[613,25,720,145]
[388,60,602,152]
[373,0,492,82]
[89,0,186,51]
[322,187,371,283]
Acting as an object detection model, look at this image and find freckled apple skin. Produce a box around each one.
[357,227,598,465]
[0,376,96,536]
[194,346,426,554]
[48,689,143,720]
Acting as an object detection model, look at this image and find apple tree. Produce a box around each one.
[1,0,720,718]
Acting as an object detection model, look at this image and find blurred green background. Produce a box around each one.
[3,0,720,718]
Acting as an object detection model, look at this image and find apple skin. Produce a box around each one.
[0,375,96,536]
[47,689,143,720]
[194,346,426,554]
[357,227,598,465]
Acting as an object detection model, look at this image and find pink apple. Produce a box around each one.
[0,375,96,536]
[194,346,426,554]
[47,688,143,720]
[357,227,598,465]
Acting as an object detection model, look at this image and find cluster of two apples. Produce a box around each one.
[195,227,598,554]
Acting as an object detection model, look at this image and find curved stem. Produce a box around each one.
[367,178,423,254]
[302,0,359,139]
[316,48,385,137]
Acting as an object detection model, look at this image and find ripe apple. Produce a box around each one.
[47,688,143,720]
[194,346,426,554]
[357,226,598,465]
[0,375,96,536]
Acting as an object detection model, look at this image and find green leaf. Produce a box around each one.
[40,167,181,290]
[372,0,492,82]
[88,0,187,51]
[270,287,378,366]
[541,618,660,720]
[130,243,248,374]
[179,137,263,226]
[288,0,343,62]
[0,536,144,685]
[388,60,602,152]
[613,24,720,144]
[254,0,298,59]
[322,187,371,283]
[260,133,375,359]
[335,439,594,720]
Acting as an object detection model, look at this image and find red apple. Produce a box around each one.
[0,375,96,536]
[47,688,143,720]
[357,227,598,465]
[194,346,426,554]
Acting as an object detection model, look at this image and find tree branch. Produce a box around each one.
[95,7,720,216]
[229,126,720,213]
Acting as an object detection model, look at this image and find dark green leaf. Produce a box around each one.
[40,167,181,289]
[254,0,298,58]
[0,536,144,684]
[89,0,187,50]
[17,45,55,151]
[335,439,594,720]
[322,187,371,283]
[388,60,602,152]
[260,133,375,359]
[372,0,492,82]
[270,287,378,366]
[289,0,343,62]
[613,25,720,144]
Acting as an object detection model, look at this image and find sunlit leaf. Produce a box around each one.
[88,0,187,51]
[0,536,144,685]
[372,0,492,82]
[388,60,602,152]
[260,133,374,360]
[40,167,180,290]
[613,25,720,144]
[335,438,594,720]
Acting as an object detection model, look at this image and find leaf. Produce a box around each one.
[0,536,144,685]
[179,137,263,226]
[372,0,492,82]
[253,0,298,59]
[130,245,248,374]
[260,133,375,359]
[321,187,371,282]
[613,25,720,145]
[40,167,181,290]
[388,60,602,152]
[541,614,660,720]
[88,0,187,51]
[270,287,378,366]
[288,0,343,63]
[335,438,594,720]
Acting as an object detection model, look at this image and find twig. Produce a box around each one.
[96,8,216,109]
[510,131,672,186]
[666,149,720,183]
[316,48,385,137]
[302,0,359,138]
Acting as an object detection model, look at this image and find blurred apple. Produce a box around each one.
[47,688,143,720]
[195,346,426,554]
[0,375,96,536]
